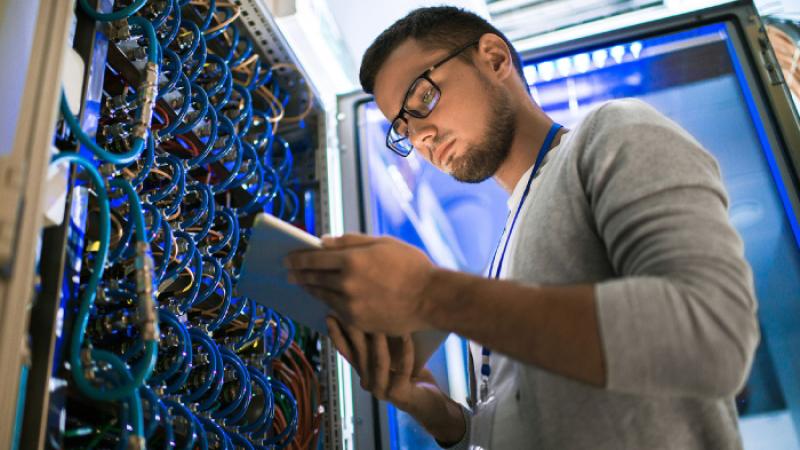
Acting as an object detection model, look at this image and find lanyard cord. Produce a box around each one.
[479,122,563,400]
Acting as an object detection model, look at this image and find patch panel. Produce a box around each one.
[10,1,336,448]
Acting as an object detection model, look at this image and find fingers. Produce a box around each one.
[397,334,415,377]
[321,233,379,249]
[370,333,391,396]
[326,316,354,365]
[295,284,346,311]
[284,249,345,271]
[337,322,370,389]
[287,269,345,292]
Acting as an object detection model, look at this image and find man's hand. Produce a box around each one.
[326,317,466,445]
[285,234,435,335]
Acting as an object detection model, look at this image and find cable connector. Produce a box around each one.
[81,348,95,381]
[106,87,132,115]
[127,435,146,450]
[135,241,159,342]
[132,62,159,140]
[106,19,131,41]
[126,46,148,62]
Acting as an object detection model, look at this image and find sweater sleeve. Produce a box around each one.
[582,99,759,399]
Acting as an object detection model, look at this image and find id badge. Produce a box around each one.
[469,393,497,450]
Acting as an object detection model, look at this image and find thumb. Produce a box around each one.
[321,233,378,249]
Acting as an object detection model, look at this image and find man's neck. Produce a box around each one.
[493,101,563,193]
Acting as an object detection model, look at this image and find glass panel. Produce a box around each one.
[524,21,800,449]
[354,19,800,450]
[357,101,508,450]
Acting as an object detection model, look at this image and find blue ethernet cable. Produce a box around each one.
[149,309,192,384]
[49,154,114,396]
[229,433,256,450]
[153,212,173,282]
[180,183,212,230]
[213,63,235,112]
[191,413,210,450]
[176,248,204,313]
[148,0,173,30]
[90,349,145,445]
[261,378,298,448]
[230,33,253,68]
[186,105,219,167]
[157,74,192,139]
[206,207,237,254]
[221,25,240,64]
[218,295,248,328]
[204,5,238,40]
[199,416,231,450]
[128,133,155,188]
[174,19,202,64]
[142,202,162,243]
[229,83,253,131]
[79,0,146,22]
[65,178,158,402]
[173,82,209,135]
[238,367,275,433]
[201,271,232,332]
[181,329,221,402]
[191,0,217,33]
[155,397,175,449]
[203,54,231,99]
[233,300,258,349]
[60,93,144,165]
[212,348,251,419]
[200,115,238,166]
[59,19,157,164]
[210,139,244,194]
[163,230,196,282]
[163,399,197,450]
[186,32,209,83]
[156,48,182,99]
[148,155,185,203]
[159,0,182,48]
[192,255,223,307]
[140,386,161,439]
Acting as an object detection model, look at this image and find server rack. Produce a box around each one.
[1,1,347,449]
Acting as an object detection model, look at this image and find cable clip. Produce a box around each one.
[135,241,160,342]
[80,348,96,381]
[132,62,159,140]
[126,435,146,450]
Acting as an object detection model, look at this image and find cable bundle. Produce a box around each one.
[54,0,322,448]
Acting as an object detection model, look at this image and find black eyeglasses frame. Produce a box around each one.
[385,40,480,157]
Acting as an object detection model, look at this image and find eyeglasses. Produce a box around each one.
[386,40,479,157]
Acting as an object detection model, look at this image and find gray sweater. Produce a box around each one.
[454,99,759,449]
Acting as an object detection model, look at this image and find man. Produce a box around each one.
[285,6,759,449]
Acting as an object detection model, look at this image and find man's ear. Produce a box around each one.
[476,33,515,82]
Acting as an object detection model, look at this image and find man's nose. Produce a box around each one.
[408,118,437,160]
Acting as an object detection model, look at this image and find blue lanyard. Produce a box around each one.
[479,122,563,401]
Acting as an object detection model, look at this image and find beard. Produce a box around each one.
[447,86,516,183]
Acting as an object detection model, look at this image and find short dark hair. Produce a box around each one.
[359,6,525,95]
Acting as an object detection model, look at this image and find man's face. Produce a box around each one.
[373,39,516,183]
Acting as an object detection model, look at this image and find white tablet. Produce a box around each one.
[238,213,448,373]
[238,213,327,332]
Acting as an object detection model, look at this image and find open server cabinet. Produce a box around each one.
[0,0,348,449]
[336,0,800,448]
